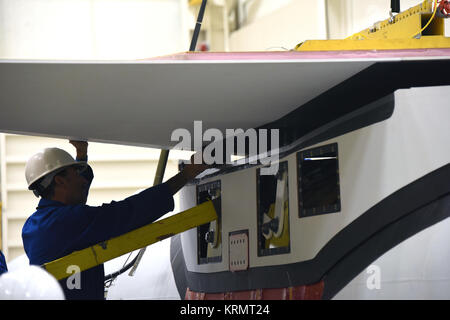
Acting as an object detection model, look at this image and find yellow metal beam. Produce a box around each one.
[43,200,218,280]
[296,36,450,51]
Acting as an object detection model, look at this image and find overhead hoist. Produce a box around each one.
[296,0,450,52]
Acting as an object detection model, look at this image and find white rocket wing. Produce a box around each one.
[2,49,448,149]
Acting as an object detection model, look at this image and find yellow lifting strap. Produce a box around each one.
[43,200,218,280]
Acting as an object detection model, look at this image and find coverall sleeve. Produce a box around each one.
[0,250,7,275]
[54,183,175,252]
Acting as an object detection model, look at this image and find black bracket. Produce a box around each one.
[391,0,401,13]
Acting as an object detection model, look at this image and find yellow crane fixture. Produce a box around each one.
[296,0,450,51]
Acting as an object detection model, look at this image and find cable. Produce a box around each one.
[104,251,139,287]
[189,0,208,51]
[411,0,438,38]
[265,46,290,51]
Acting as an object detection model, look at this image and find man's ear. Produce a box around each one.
[54,174,67,187]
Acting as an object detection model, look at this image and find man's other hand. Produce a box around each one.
[69,140,88,160]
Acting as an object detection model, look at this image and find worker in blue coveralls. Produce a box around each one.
[22,140,208,300]
[0,250,7,275]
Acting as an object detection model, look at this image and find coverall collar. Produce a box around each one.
[36,197,67,210]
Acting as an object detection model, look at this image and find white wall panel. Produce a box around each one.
[0,0,184,60]
[230,0,327,51]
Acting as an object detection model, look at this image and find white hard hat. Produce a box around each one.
[25,148,86,191]
[0,265,65,300]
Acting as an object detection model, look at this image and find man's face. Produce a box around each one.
[60,166,89,205]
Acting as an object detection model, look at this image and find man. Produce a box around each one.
[0,250,7,275]
[22,140,208,300]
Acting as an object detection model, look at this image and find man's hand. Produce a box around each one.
[69,140,88,160]
[183,154,210,181]
[165,153,210,196]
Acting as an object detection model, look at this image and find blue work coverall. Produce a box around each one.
[0,250,7,275]
[22,162,174,300]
